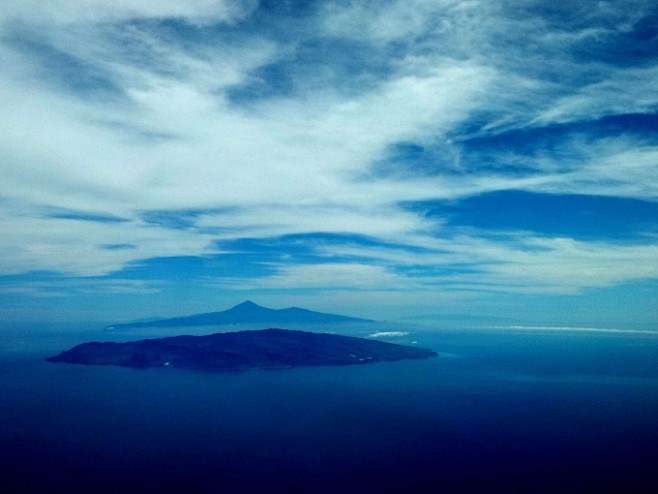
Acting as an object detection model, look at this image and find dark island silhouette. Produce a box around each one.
[105,301,375,330]
[47,328,437,371]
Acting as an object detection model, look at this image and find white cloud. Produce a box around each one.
[308,233,658,295]
[369,331,409,338]
[0,0,257,26]
[230,262,411,290]
[512,138,658,198]
[322,0,462,45]
[0,206,219,276]
[0,6,492,277]
[0,278,163,298]
[0,0,657,306]
[495,325,658,335]
[533,65,658,126]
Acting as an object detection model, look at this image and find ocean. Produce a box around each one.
[1,324,657,493]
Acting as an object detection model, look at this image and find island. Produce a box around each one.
[46,328,437,371]
[104,300,375,330]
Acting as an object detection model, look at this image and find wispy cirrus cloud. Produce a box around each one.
[238,233,658,296]
[0,205,219,276]
[0,0,257,26]
[1,0,657,324]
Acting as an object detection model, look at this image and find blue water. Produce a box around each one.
[2,325,658,493]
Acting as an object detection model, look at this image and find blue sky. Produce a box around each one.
[1,0,657,327]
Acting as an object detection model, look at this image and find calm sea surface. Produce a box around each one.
[1,324,657,493]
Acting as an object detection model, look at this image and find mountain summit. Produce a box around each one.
[227,300,265,311]
[105,301,375,330]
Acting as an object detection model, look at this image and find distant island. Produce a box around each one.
[105,301,375,330]
[47,328,437,371]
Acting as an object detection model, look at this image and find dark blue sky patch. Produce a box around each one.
[222,1,400,107]
[393,263,485,280]
[117,256,218,281]
[235,0,324,40]
[216,232,438,268]
[368,142,463,179]
[6,35,122,99]
[47,211,129,223]
[418,191,658,241]
[116,254,276,282]
[226,61,297,102]
[570,10,658,68]
[295,37,395,89]
[101,243,136,250]
[586,113,658,136]
[192,2,316,53]
[92,119,181,143]
[105,21,208,81]
[512,2,594,28]
[226,35,393,105]
[141,210,202,230]
[140,208,237,231]
[454,113,658,176]
[0,271,64,283]
[473,3,658,86]
[255,0,322,17]
[218,232,382,260]
[463,113,658,149]
[460,113,658,145]
[218,236,316,259]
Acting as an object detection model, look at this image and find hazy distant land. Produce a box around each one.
[105,301,375,330]
[47,328,437,371]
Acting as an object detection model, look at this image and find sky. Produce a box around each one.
[1,0,657,328]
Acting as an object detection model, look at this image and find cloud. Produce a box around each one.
[533,65,658,126]
[0,205,219,276]
[321,0,464,45]
[308,233,658,295]
[1,0,657,313]
[224,262,411,290]
[0,0,257,26]
[369,331,409,338]
[493,325,658,335]
[0,278,163,298]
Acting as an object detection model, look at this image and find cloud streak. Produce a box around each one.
[1,0,657,324]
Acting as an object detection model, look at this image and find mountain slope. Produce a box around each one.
[105,301,375,330]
